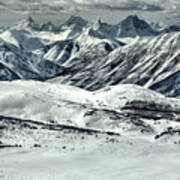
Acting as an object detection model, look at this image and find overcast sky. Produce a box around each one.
[0,0,180,25]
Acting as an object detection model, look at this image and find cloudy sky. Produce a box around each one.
[0,0,180,25]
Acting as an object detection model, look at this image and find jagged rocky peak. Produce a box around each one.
[40,21,60,32]
[59,15,88,37]
[65,15,88,27]
[16,16,59,32]
[119,14,159,37]
[90,18,119,38]
[26,16,35,26]
[96,18,103,25]
[15,16,41,31]
[93,18,108,29]
[20,16,36,28]
[97,18,102,24]
[92,18,103,30]
[121,15,150,29]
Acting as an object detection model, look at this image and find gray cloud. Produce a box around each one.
[84,1,164,11]
[0,0,179,16]
[0,0,66,15]
[0,2,7,6]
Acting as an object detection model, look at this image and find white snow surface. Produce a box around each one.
[0,80,180,132]
[0,81,180,180]
[0,80,91,127]
[1,138,180,180]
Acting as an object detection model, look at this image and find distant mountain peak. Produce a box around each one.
[15,16,37,30]
[121,15,149,29]
[98,18,102,24]
[93,18,103,30]
[23,16,36,27]
[27,16,34,24]
[124,15,139,21]
[58,15,88,38]
[15,16,60,32]
[40,21,58,32]
[65,15,88,27]
[119,14,159,37]
[91,18,118,36]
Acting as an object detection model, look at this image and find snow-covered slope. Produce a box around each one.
[49,31,180,97]
[0,80,180,179]
[1,139,180,180]
[1,80,180,138]
[0,32,65,80]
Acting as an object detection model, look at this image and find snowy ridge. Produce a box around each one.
[1,80,180,142]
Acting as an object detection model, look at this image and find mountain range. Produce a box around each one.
[0,15,180,97]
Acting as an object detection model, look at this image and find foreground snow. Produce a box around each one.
[0,80,180,180]
[0,138,180,180]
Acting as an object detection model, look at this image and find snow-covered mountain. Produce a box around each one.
[88,19,120,38]
[49,32,180,97]
[0,38,64,80]
[86,15,159,39]
[17,16,61,32]
[118,15,159,37]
